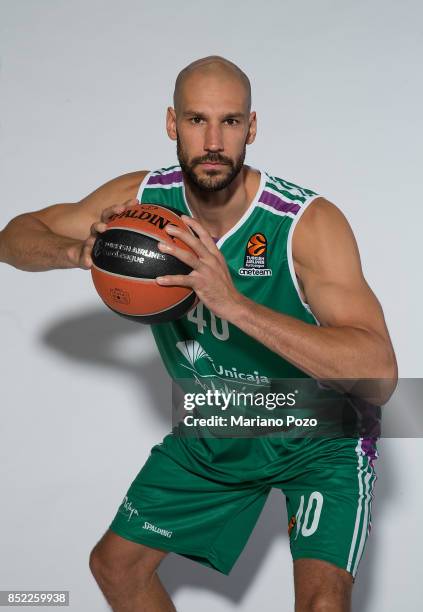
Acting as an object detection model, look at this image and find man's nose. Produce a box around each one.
[204,124,224,152]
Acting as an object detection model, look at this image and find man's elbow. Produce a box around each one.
[376,347,398,404]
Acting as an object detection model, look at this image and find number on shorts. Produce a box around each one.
[295,491,324,538]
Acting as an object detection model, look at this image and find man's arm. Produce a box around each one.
[229,197,398,397]
[0,170,147,271]
[156,198,398,402]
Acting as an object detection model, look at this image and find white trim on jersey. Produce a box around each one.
[286,193,321,325]
[136,166,266,249]
[144,181,184,191]
[261,183,308,209]
[256,201,297,220]
[141,167,184,192]
[136,171,152,201]
[149,166,182,176]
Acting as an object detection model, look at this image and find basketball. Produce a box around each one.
[91,203,197,323]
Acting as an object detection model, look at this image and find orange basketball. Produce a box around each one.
[91,204,197,323]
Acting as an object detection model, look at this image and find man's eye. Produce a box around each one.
[190,117,204,124]
[224,118,239,126]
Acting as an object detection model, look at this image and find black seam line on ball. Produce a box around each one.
[135,204,196,235]
[140,203,192,226]
[102,226,172,243]
[108,296,196,323]
[92,263,161,281]
[109,290,195,317]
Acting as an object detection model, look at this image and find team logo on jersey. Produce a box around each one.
[238,233,272,276]
[247,233,267,256]
[118,496,141,522]
[175,339,270,387]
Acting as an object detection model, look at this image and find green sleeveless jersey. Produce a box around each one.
[136,165,321,389]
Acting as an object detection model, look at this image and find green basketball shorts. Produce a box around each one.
[109,432,377,579]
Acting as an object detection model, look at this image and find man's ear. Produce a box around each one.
[246,111,257,145]
[166,107,177,141]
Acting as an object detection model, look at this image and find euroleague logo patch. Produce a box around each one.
[239,232,272,276]
[247,233,267,256]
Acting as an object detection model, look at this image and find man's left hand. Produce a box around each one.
[156,215,245,321]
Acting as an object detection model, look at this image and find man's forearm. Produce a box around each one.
[0,215,80,271]
[229,294,397,391]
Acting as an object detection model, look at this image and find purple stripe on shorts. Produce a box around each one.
[361,437,378,462]
[259,190,301,215]
[147,171,183,186]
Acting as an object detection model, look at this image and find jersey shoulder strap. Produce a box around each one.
[136,165,187,211]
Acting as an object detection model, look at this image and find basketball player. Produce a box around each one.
[0,56,397,612]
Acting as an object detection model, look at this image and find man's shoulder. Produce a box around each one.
[293,196,356,265]
[298,197,349,232]
[260,169,347,229]
[80,170,150,206]
[112,169,150,194]
[84,170,150,198]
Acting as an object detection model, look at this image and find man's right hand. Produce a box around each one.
[73,198,140,270]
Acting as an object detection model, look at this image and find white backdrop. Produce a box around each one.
[0,1,422,610]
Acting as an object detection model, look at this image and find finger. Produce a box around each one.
[84,234,97,248]
[79,232,98,267]
[90,221,108,236]
[79,243,94,269]
[181,215,219,254]
[164,224,210,259]
[157,241,199,269]
[156,274,194,287]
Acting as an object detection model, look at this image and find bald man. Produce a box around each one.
[0,56,397,611]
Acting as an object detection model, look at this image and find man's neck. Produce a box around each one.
[183,165,260,239]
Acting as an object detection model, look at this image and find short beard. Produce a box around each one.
[176,135,246,192]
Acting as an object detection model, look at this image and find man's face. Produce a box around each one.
[176,134,245,192]
[168,71,256,192]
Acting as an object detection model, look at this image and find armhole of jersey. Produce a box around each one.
[286,194,321,326]
[136,171,152,202]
